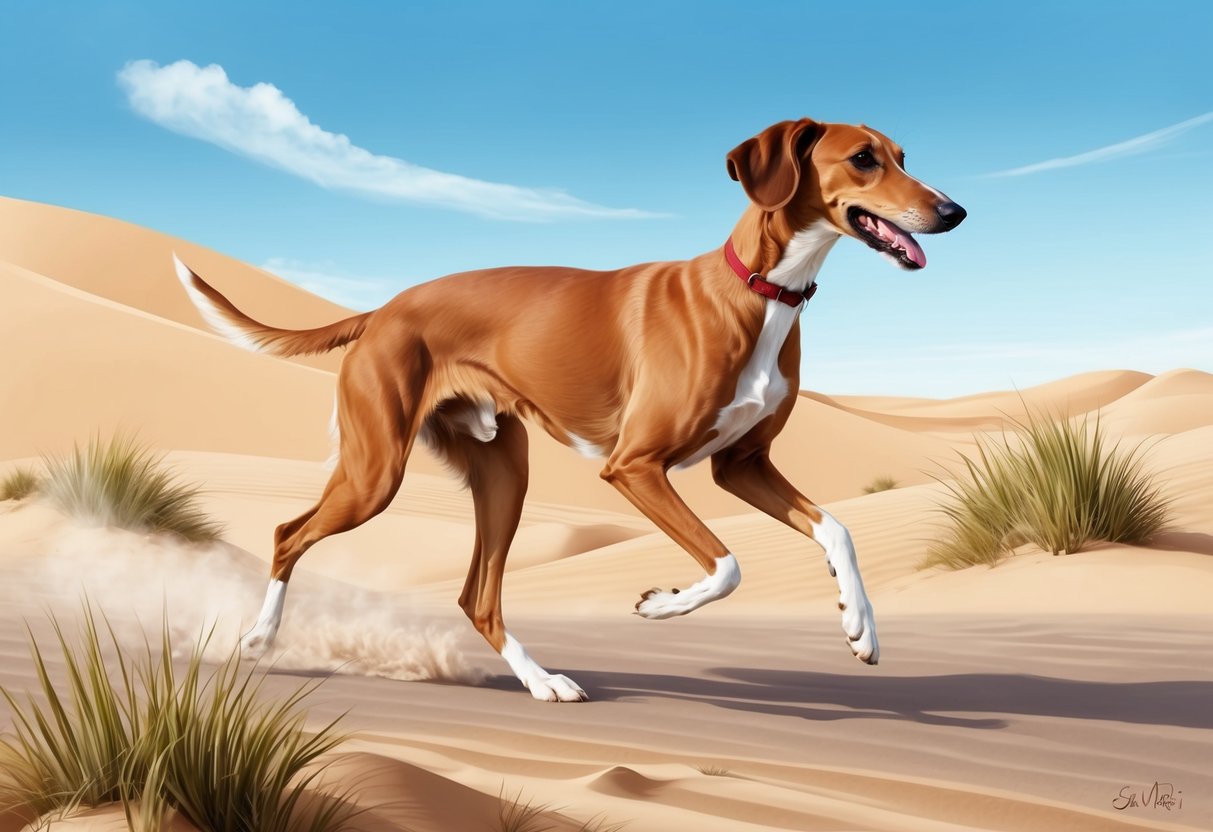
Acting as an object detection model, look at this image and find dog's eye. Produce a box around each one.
[850,150,878,171]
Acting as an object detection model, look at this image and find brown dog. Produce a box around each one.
[175,117,965,701]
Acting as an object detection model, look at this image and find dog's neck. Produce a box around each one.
[767,221,840,293]
[729,208,841,294]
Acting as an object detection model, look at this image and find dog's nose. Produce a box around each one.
[936,201,967,230]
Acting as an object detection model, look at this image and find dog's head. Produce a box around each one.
[727,118,965,270]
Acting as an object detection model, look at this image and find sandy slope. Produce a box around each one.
[831,369,1155,421]
[2,196,1212,831]
[0,196,349,373]
[0,262,336,461]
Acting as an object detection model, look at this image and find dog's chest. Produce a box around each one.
[674,302,797,470]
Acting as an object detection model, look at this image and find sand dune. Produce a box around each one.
[1098,369,1213,436]
[1116,367,1213,400]
[2,196,1211,830]
[832,368,1154,419]
[0,196,350,373]
[0,261,336,461]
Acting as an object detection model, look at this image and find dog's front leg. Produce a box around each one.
[712,447,879,664]
[600,454,741,618]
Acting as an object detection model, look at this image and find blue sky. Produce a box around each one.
[2,1,1210,397]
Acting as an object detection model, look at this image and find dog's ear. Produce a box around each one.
[726,119,821,211]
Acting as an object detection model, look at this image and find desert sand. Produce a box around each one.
[1,195,1210,830]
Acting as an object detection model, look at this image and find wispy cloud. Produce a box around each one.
[983,111,1213,178]
[260,258,399,311]
[117,59,661,221]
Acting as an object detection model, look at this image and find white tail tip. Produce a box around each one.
[172,251,194,287]
[171,251,265,353]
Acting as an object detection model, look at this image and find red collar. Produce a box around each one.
[724,237,817,307]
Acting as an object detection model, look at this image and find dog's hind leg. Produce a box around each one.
[430,410,587,702]
[241,341,429,655]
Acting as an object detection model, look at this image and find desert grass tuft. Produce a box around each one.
[121,745,170,832]
[41,433,222,542]
[147,637,359,832]
[576,815,628,832]
[0,610,140,818]
[0,467,41,501]
[497,786,554,832]
[924,411,1171,569]
[862,475,898,495]
[0,606,362,831]
[696,764,731,777]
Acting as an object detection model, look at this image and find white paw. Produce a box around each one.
[635,588,691,619]
[242,579,286,659]
[240,628,275,659]
[634,555,740,620]
[500,632,588,703]
[839,594,879,665]
[523,673,589,703]
[812,510,878,665]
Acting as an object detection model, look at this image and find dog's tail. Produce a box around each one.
[173,254,372,358]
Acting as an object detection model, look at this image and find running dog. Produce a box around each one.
[175,117,966,701]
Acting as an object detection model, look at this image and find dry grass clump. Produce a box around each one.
[495,786,626,832]
[497,787,553,832]
[862,475,898,495]
[577,815,628,832]
[41,434,222,542]
[0,467,41,501]
[0,607,361,831]
[924,412,1170,569]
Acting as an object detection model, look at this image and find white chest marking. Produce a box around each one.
[674,221,839,471]
[674,302,796,470]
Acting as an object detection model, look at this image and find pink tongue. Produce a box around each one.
[875,218,926,267]
[898,233,927,268]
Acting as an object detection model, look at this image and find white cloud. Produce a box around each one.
[118,59,661,221]
[984,111,1213,178]
[260,257,398,311]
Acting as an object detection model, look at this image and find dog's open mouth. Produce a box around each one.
[848,207,927,270]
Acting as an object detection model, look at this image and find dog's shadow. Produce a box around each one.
[1148,530,1213,557]
[480,666,1213,731]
